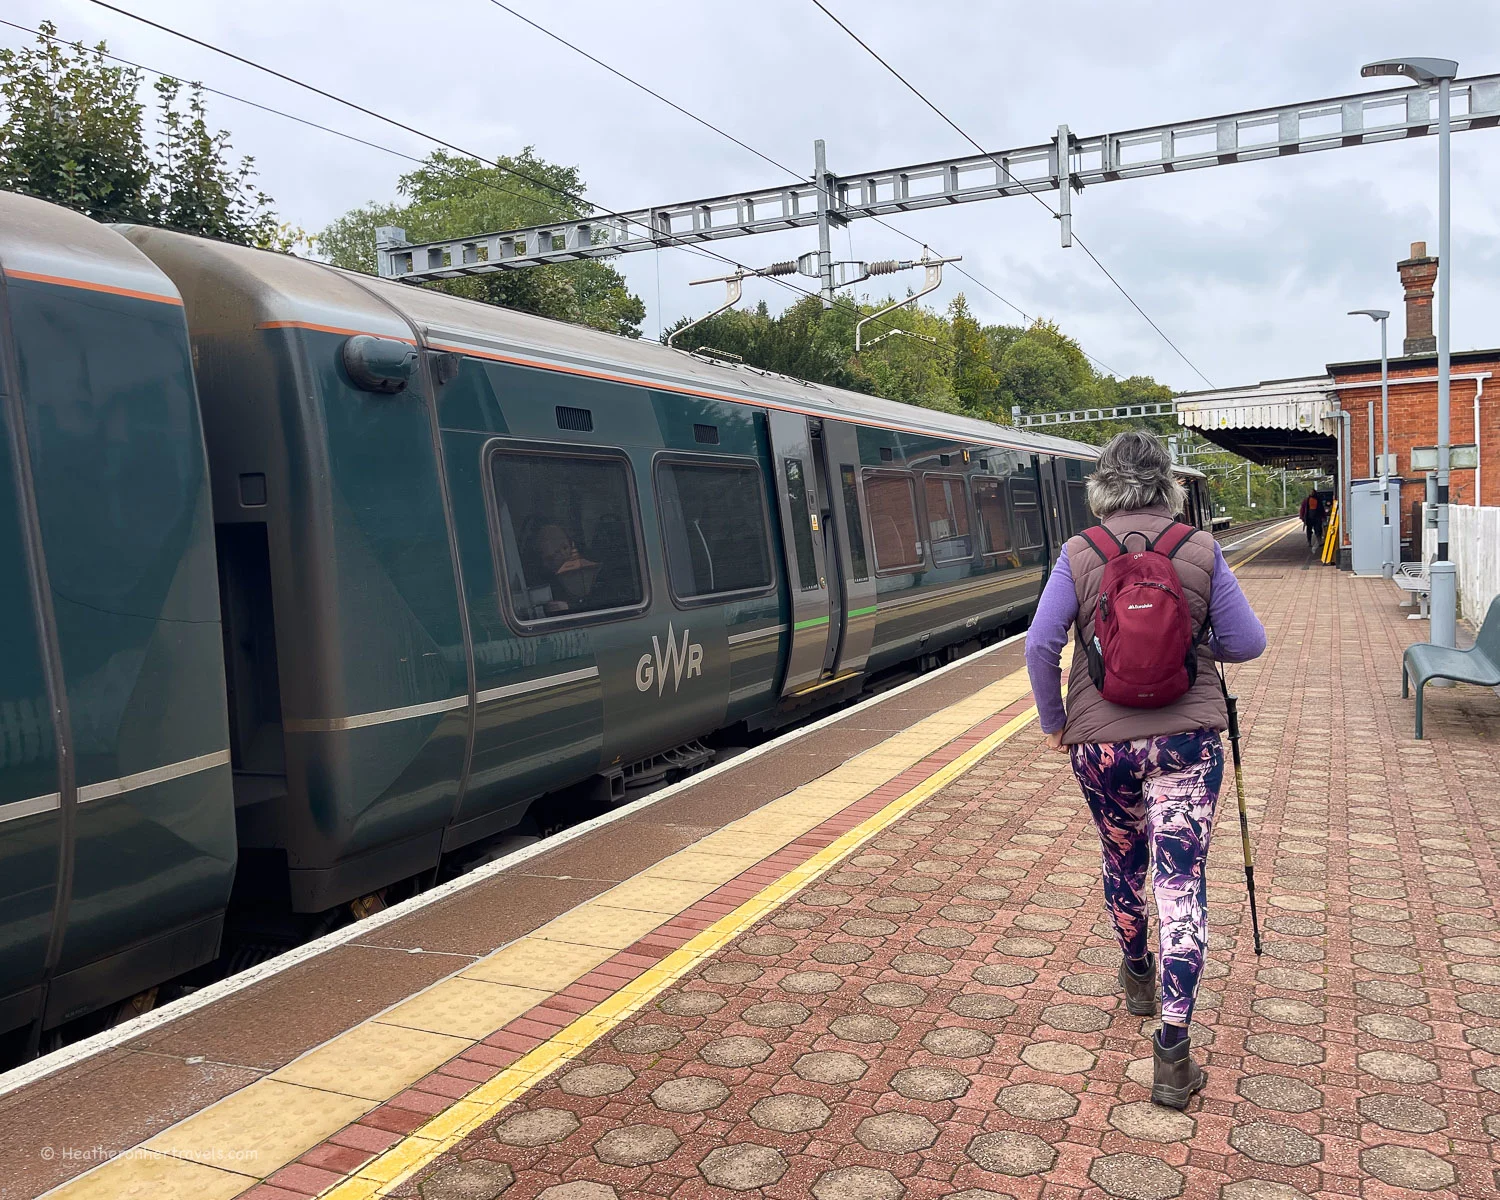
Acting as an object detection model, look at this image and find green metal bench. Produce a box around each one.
[1402,595,1500,739]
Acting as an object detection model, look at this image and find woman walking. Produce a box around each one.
[1025,431,1266,1108]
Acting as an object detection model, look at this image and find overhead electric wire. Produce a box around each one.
[1,16,658,272]
[485,1,804,189]
[62,1,1046,365]
[72,1,912,330]
[481,0,1143,379]
[808,0,1214,388]
[5,17,761,287]
[79,0,660,227]
[2,19,466,175]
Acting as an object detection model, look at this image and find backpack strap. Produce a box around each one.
[1152,523,1213,674]
[1149,521,1198,561]
[1080,524,1126,565]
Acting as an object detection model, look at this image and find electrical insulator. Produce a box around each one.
[866,260,902,276]
[762,261,797,277]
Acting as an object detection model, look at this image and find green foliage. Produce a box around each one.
[667,292,961,409]
[149,77,281,247]
[948,295,998,418]
[0,22,151,223]
[0,23,285,245]
[664,296,865,390]
[992,328,1083,413]
[665,290,1171,439]
[318,149,645,337]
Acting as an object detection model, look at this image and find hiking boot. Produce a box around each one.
[1151,1027,1207,1109]
[1117,953,1157,1015]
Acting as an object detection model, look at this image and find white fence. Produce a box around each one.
[1424,505,1500,626]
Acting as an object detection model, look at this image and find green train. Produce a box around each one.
[0,191,1211,1051]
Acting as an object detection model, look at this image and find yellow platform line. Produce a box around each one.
[324,700,1045,1199]
[1231,518,1299,568]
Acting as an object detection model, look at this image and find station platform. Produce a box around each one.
[6,519,1499,1200]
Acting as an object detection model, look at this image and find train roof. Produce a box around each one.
[0,191,185,309]
[379,281,1102,460]
[114,223,1109,460]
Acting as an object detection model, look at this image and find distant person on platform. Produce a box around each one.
[1299,491,1326,550]
[1025,431,1266,1110]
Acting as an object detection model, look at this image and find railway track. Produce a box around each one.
[1215,514,1298,546]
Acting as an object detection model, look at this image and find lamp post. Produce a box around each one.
[1349,308,1393,577]
[1362,56,1459,646]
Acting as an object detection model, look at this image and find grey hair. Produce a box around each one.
[1085,430,1185,518]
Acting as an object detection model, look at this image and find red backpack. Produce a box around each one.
[1080,523,1204,709]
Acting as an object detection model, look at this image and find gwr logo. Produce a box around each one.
[635,624,704,695]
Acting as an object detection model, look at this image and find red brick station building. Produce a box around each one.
[1176,242,1496,561]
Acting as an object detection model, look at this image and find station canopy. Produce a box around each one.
[1174,376,1339,469]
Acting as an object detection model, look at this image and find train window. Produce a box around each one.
[972,476,1012,557]
[840,465,870,582]
[1066,480,1095,532]
[657,460,774,601]
[1008,478,1046,550]
[923,473,973,563]
[490,447,646,625]
[864,470,922,573]
[783,458,819,591]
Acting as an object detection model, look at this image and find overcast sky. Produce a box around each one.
[9,0,1500,392]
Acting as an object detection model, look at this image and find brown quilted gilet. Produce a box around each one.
[1060,505,1228,745]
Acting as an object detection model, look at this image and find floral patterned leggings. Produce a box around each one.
[1069,729,1224,1027]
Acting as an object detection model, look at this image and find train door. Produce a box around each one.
[808,423,844,674]
[817,419,876,677]
[1035,455,1066,559]
[767,410,835,694]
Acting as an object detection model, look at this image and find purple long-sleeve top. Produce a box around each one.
[1024,540,1267,734]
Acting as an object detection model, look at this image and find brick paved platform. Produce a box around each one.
[20,522,1500,1199]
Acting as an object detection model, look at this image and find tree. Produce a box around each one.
[0,22,151,224]
[991,319,1093,417]
[149,77,281,248]
[0,23,287,246]
[319,149,645,337]
[664,291,964,410]
[658,288,1227,461]
[948,295,998,417]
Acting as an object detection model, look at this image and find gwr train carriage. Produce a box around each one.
[0,190,1211,1048]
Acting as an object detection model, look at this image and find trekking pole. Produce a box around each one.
[1218,665,1263,955]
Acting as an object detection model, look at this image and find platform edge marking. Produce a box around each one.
[323,701,1044,1199]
